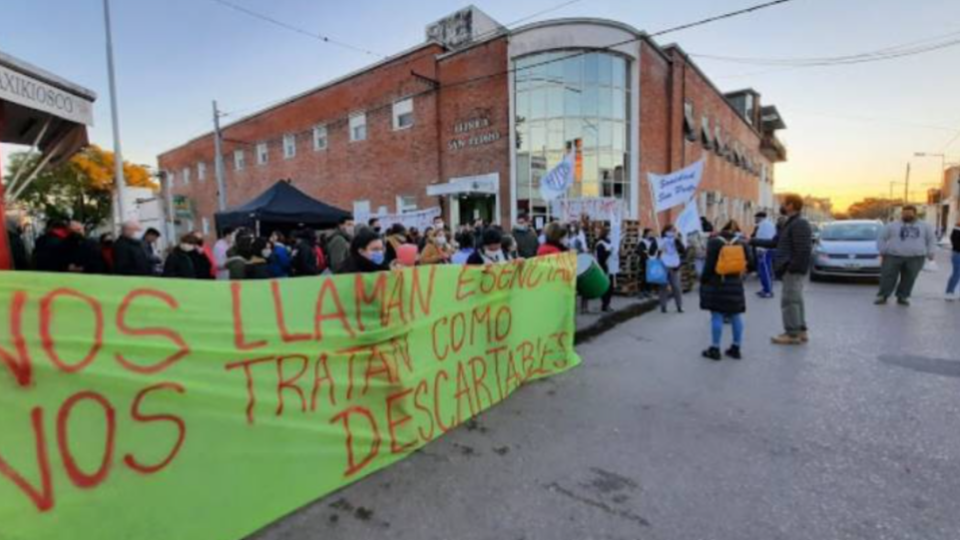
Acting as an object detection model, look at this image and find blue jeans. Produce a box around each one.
[711,312,743,348]
[948,252,960,294]
[758,249,775,295]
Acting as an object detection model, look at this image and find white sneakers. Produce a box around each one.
[947,292,958,302]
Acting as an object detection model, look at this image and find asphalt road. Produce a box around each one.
[250,251,960,540]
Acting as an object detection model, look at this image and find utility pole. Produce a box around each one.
[164,171,176,242]
[103,0,126,224]
[904,162,911,204]
[213,100,228,212]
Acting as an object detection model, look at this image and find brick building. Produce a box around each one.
[158,7,787,237]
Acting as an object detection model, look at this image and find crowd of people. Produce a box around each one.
[8,193,955,362]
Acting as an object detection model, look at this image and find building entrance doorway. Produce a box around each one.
[457,194,495,226]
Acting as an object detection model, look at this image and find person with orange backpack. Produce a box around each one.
[700,220,752,361]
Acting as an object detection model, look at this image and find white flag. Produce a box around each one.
[539,152,574,202]
[676,201,703,236]
[648,160,704,212]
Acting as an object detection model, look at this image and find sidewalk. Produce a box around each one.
[575,294,659,344]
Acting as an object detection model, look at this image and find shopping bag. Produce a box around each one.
[646,258,669,285]
[923,259,939,273]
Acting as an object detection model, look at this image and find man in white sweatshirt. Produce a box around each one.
[876,205,937,306]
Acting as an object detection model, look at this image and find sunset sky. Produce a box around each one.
[3,0,959,211]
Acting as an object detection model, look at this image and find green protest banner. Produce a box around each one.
[0,253,580,540]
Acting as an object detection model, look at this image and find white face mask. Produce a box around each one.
[261,248,273,258]
[484,249,505,262]
[436,236,447,246]
[180,243,195,252]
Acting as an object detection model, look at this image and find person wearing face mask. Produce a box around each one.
[327,217,355,273]
[513,214,540,259]
[876,205,936,306]
[421,228,453,265]
[368,218,383,238]
[189,231,215,279]
[538,222,569,256]
[947,219,960,301]
[163,234,199,278]
[340,229,389,274]
[657,224,687,313]
[467,228,506,265]
[243,237,274,280]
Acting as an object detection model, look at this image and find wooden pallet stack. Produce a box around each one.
[582,219,643,295]
[581,219,699,295]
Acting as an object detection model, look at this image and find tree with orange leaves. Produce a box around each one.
[3,145,157,229]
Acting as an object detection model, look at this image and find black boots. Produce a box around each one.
[702,347,722,361]
[725,345,742,360]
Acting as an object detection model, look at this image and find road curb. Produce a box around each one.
[574,298,660,345]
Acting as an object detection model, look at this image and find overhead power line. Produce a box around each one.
[202,0,796,150]
[209,0,385,58]
[692,28,960,67]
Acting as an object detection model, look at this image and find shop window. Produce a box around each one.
[283,134,296,159]
[350,112,367,142]
[393,98,414,130]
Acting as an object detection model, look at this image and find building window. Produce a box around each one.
[166,170,176,185]
[198,162,206,182]
[313,124,328,151]
[393,98,414,130]
[182,167,191,186]
[283,134,296,159]
[353,200,371,221]
[234,150,246,171]
[397,195,417,214]
[683,101,696,142]
[513,51,631,222]
[700,116,713,149]
[350,113,367,142]
[713,126,724,156]
[256,142,269,165]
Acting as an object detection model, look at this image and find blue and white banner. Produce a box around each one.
[648,159,704,212]
[539,152,575,202]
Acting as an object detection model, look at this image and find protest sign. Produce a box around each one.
[551,197,624,223]
[357,207,441,232]
[0,255,579,540]
[648,160,704,212]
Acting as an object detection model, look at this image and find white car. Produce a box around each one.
[811,220,884,282]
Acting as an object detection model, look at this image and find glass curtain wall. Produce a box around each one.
[514,50,631,221]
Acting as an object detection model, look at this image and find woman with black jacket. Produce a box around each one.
[339,229,389,274]
[244,237,274,280]
[595,227,615,312]
[699,220,752,360]
[163,235,199,278]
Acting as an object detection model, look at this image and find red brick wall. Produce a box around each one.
[638,43,672,228]
[637,44,770,230]
[436,37,511,224]
[158,44,446,238]
[670,49,768,228]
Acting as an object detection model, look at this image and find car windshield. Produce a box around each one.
[821,223,881,241]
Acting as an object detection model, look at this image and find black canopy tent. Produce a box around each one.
[214,180,351,235]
